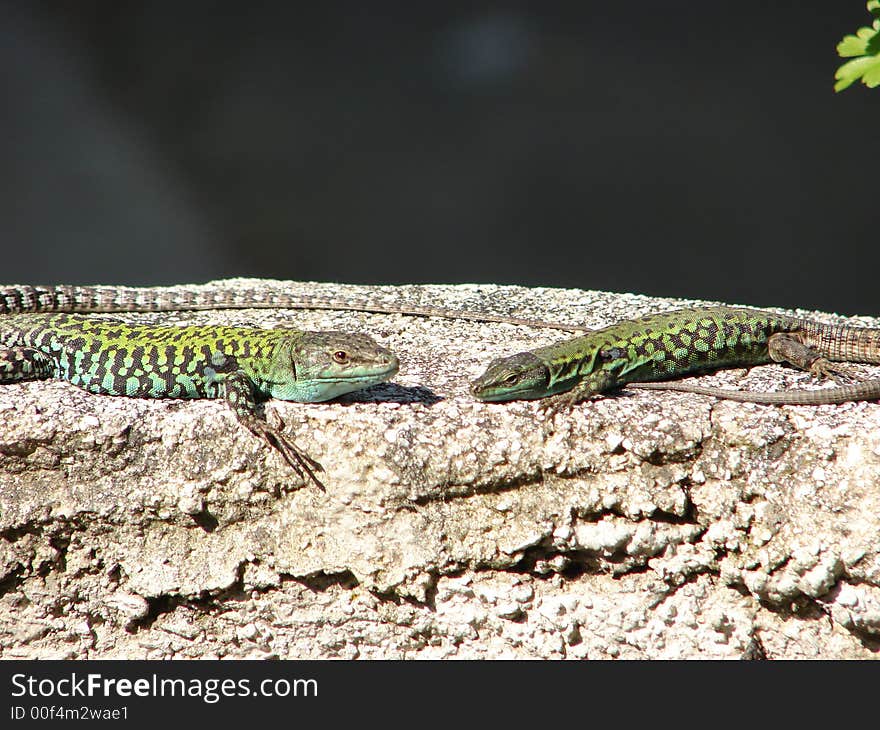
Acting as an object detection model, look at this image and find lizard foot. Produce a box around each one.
[809,358,857,384]
[243,412,325,490]
[536,391,581,418]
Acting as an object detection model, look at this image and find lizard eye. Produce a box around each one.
[503,373,518,385]
[332,350,349,364]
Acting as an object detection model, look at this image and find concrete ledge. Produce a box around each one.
[1,279,879,658]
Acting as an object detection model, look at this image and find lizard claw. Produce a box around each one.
[244,414,325,491]
[809,358,856,384]
[536,391,580,418]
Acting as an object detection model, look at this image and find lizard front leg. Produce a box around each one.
[768,333,855,382]
[220,370,325,490]
[538,370,619,416]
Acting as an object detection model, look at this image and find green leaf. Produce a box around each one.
[863,58,880,86]
[835,3,880,91]
[838,24,880,57]
[835,55,880,91]
[837,32,869,58]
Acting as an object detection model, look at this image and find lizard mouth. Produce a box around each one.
[470,353,550,401]
[317,372,396,384]
[321,360,400,383]
[265,361,399,388]
[264,359,399,403]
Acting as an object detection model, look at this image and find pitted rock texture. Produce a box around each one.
[1,279,879,659]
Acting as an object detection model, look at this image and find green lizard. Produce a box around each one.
[470,306,880,408]
[0,284,407,487]
[0,280,592,487]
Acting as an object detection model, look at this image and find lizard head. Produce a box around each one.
[470,352,552,401]
[268,331,399,402]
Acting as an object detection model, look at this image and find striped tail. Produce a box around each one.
[797,319,880,365]
[0,284,278,314]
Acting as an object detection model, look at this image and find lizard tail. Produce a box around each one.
[627,378,880,405]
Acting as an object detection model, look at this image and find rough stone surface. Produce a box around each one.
[1,279,879,659]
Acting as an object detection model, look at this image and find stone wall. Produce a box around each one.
[1,281,878,658]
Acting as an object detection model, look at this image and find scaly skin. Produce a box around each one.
[1,310,399,488]
[470,306,880,407]
[0,282,583,332]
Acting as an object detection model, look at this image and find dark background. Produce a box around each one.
[1,2,876,314]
